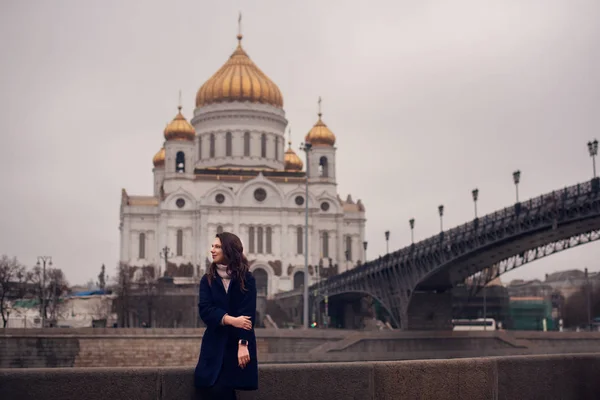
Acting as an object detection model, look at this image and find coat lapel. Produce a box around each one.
[215,275,231,309]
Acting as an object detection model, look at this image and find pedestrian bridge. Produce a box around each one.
[304,178,600,329]
[2,353,598,399]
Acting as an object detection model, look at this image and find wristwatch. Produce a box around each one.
[239,339,248,346]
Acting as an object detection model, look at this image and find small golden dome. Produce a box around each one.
[195,35,283,109]
[164,106,195,141]
[305,112,336,147]
[153,147,165,167]
[284,142,303,171]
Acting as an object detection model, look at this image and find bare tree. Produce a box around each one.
[136,267,158,327]
[564,284,600,329]
[46,268,70,323]
[0,255,27,328]
[114,262,133,327]
[29,265,70,326]
[97,264,107,291]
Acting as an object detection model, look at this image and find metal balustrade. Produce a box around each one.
[310,178,600,328]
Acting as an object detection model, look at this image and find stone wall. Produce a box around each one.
[2,328,600,368]
[1,353,599,399]
[0,328,344,368]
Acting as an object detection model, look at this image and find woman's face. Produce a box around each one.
[211,237,225,264]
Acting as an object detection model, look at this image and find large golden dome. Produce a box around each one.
[195,35,283,109]
[164,106,195,141]
[153,147,165,167]
[305,112,336,147]
[284,142,303,171]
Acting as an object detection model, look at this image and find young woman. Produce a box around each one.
[194,232,258,400]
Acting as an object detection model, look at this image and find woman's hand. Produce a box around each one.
[228,315,252,330]
[238,344,250,369]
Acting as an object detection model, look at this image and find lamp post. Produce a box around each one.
[300,141,312,329]
[363,241,368,263]
[513,170,521,203]
[438,205,444,232]
[384,231,390,254]
[472,189,479,219]
[36,256,52,328]
[409,218,415,244]
[585,268,591,331]
[588,139,598,178]
[159,246,173,279]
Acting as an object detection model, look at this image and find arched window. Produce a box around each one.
[254,268,268,296]
[248,227,255,253]
[257,227,264,254]
[244,132,250,156]
[274,137,279,161]
[319,156,328,177]
[225,132,232,157]
[176,152,185,173]
[261,133,267,158]
[216,225,223,234]
[296,227,303,255]
[322,231,329,258]
[198,137,202,160]
[176,229,183,256]
[293,271,304,289]
[210,134,215,158]
[266,227,272,254]
[139,233,146,259]
[345,235,352,261]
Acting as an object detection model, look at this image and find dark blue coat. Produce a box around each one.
[194,271,258,391]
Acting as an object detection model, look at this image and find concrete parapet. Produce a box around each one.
[2,328,600,368]
[1,353,599,400]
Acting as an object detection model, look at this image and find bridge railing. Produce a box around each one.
[316,178,598,291]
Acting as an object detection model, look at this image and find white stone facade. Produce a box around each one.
[119,46,366,298]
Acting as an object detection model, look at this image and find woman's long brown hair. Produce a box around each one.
[206,232,250,291]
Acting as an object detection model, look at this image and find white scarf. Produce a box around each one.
[216,264,231,292]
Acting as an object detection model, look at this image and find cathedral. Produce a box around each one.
[119,30,366,297]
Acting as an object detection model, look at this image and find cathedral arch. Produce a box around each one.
[284,187,318,209]
[319,156,328,177]
[139,233,146,259]
[252,267,269,297]
[244,131,251,156]
[261,133,267,158]
[163,188,195,210]
[293,271,305,289]
[316,191,342,214]
[176,152,185,173]
[210,133,216,158]
[321,231,330,258]
[296,226,303,255]
[225,132,232,157]
[235,174,284,208]
[202,184,235,206]
[176,229,184,256]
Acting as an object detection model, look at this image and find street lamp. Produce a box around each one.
[588,139,598,178]
[384,231,390,254]
[472,188,479,219]
[409,218,415,244]
[438,205,444,232]
[363,241,368,262]
[36,256,52,328]
[159,246,173,278]
[300,141,312,329]
[585,268,592,331]
[513,170,521,203]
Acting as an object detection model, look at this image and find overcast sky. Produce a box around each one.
[1,0,599,286]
